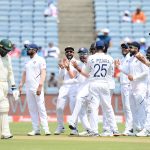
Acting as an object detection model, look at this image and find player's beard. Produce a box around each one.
[122,51,128,57]
[130,51,136,57]
[27,51,35,57]
[80,56,87,63]
[66,54,73,61]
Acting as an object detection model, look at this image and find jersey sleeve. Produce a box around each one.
[59,68,65,79]
[7,55,15,86]
[83,57,91,74]
[119,58,130,75]
[108,57,114,78]
[134,62,149,80]
[40,58,46,69]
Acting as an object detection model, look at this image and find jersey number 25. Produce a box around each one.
[94,64,107,77]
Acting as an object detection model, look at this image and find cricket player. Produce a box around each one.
[87,40,118,136]
[68,47,96,136]
[0,39,19,139]
[115,43,133,136]
[125,42,148,134]
[19,44,51,136]
[101,44,119,136]
[54,46,79,135]
[135,47,150,136]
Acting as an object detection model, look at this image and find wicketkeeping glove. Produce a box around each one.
[11,86,20,101]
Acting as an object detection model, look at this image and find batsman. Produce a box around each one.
[0,39,19,139]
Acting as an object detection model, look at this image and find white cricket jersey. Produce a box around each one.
[59,58,78,84]
[75,61,87,83]
[107,54,115,89]
[0,55,15,85]
[119,53,130,84]
[87,53,114,82]
[147,69,150,93]
[24,54,46,90]
[148,69,150,83]
[128,56,149,88]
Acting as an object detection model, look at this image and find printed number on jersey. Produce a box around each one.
[94,64,108,77]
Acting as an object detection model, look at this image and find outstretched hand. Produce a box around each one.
[114,59,120,68]
[128,74,133,81]
[63,59,70,70]
[36,84,42,96]
[71,60,78,68]
[12,90,20,101]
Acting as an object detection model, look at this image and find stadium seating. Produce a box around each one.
[0,0,58,48]
[94,0,150,55]
[0,0,59,94]
[94,0,150,93]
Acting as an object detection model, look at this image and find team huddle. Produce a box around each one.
[0,38,150,139]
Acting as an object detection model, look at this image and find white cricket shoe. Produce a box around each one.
[87,131,99,137]
[122,129,134,136]
[136,129,150,137]
[79,131,89,136]
[45,130,51,136]
[54,127,65,135]
[68,121,76,130]
[27,130,41,136]
[100,130,113,137]
[79,130,99,137]
[113,130,120,136]
[1,134,13,139]
[132,129,142,136]
[70,129,78,136]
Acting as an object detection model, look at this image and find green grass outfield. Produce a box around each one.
[0,122,150,150]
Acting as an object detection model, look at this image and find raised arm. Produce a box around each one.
[71,60,89,78]
[63,59,77,78]
[135,52,150,67]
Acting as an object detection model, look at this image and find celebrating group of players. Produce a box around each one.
[54,40,150,137]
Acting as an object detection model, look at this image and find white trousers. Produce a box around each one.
[102,90,118,132]
[56,84,78,128]
[89,81,117,134]
[129,86,146,131]
[144,87,150,131]
[26,90,49,132]
[0,82,11,137]
[70,82,91,131]
[121,84,133,131]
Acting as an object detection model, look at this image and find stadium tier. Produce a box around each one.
[94,0,150,55]
[0,0,58,48]
[0,0,59,94]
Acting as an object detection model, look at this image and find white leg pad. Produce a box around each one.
[0,113,11,137]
